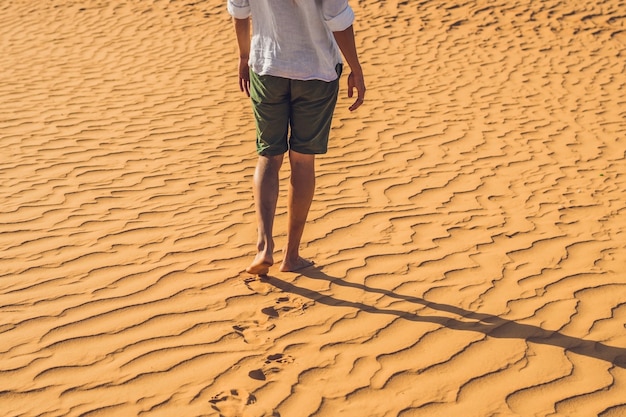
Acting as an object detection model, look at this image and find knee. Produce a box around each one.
[259,154,284,169]
[288,150,315,167]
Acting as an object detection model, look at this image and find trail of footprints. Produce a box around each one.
[215,276,309,416]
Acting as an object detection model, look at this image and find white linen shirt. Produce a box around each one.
[227,0,354,82]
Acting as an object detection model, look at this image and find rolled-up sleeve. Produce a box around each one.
[227,0,251,19]
[323,0,355,32]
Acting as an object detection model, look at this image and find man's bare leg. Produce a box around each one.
[246,154,284,275]
[280,150,316,272]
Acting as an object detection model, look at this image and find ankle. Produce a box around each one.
[282,247,299,261]
[256,238,274,253]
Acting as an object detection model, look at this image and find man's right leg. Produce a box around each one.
[246,153,284,275]
[280,150,316,272]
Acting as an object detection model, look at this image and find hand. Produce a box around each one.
[238,57,250,97]
[347,71,365,111]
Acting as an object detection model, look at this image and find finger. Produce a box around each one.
[239,76,250,96]
[349,97,363,112]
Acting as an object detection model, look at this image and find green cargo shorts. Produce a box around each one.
[249,65,342,156]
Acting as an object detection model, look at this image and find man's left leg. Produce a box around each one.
[246,153,284,275]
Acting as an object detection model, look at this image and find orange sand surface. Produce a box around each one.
[2,1,626,416]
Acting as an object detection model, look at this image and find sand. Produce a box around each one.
[1,0,625,416]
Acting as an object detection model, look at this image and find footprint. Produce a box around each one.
[209,389,282,417]
[232,321,276,345]
[261,296,314,319]
[249,353,295,381]
[209,389,256,417]
[244,276,275,295]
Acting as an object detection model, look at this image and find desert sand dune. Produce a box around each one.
[1,0,625,416]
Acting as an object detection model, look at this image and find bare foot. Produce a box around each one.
[279,256,314,272]
[246,255,273,276]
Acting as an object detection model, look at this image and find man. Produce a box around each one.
[227,0,365,275]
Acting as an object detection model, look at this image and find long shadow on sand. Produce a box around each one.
[261,267,626,369]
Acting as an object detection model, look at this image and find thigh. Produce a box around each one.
[289,72,341,155]
[250,71,291,156]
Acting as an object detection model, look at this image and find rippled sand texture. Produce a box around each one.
[2,0,625,416]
